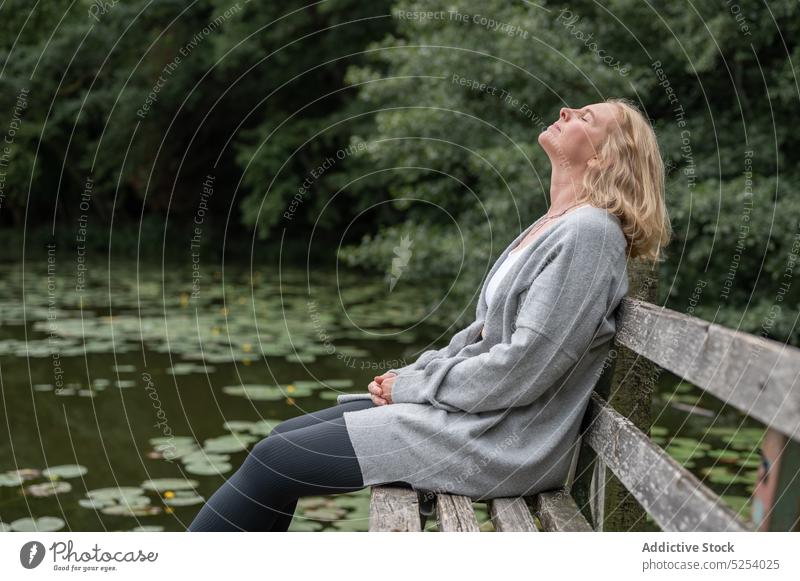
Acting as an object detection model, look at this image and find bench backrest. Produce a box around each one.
[571,261,800,532]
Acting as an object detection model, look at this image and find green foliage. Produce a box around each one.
[336,0,800,342]
[0,0,798,342]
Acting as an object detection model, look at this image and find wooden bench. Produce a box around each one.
[367,261,800,532]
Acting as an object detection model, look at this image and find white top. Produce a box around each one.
[485,247,525,308]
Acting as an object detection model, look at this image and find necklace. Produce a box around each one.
[511,200,591,253]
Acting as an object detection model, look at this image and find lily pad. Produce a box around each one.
[25,481,72,497]
[101,504,162,517]
[11,516,65,532]
[302,506,347,521]
[222,419,279,436]
[287,519,324,531]
[286,353,316,363]
[150,436,196,447]
[163,491,205,507]
[184,459,233,475]
[140,478,199,492]
[42,464,88,479]
[222,384,313,401]
[79,498,113,510]
[0,473,25,487]
[203,434,256,453]
[166,363,217,375]
[131,525,164,532]
[180,451,230,464]
[113,364,136,372]
[86,486,147,501]
[328,518,366,531]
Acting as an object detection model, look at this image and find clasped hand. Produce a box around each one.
[368,372,396,406]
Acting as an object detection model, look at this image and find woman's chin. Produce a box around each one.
[536,131,553,151]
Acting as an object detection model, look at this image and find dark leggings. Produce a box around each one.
[187,398,376,532]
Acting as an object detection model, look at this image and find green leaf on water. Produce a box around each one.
[203,433,256,453]
[287,519,324,531]
[0,473,25,487]
[131,525,164,532]
[42,464,88,479]
[11,516,65,532]
[140,478,199,492]
[163,491,205,507]
[86,486,146,501]
[25,481,72,497]
[184,460,233,475]
[113,364,136,373]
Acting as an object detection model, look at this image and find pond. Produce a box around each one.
[0,259,763,532]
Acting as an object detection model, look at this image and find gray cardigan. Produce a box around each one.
[337,205,629,500]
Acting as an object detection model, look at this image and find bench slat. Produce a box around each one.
[436,493,480,532]
[584,392,752,532]
[487,497,538,531]
[532,489,593,531]
[369,486,421,531]
[615,297,800,441]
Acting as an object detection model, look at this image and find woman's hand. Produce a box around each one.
[368,372,396,405]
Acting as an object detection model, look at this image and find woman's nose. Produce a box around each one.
[560,108,572,121]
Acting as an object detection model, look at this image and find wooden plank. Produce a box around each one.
[435,493,480,532]
[584,392,752,532]
[487,497,538,532]
[532,489,593,531]
[590,459,606,531]
[571,427,601,528]
[753,428,800,531]
[369,486,421,531]
[614,297,800,441]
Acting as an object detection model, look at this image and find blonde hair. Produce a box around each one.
[580,97,673,263]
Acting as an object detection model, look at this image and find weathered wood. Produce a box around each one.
[571,428,600,528]
[590,458,607,531]
[435,493,480,532]
[487,497,538,532]
[369,486,421,531]
[584,392,752,532]
[532,489,593,531]
[600,257,659,531]
[615,297,800,441]
[753,428,800,531]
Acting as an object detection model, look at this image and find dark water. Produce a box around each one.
[0,260,762,532]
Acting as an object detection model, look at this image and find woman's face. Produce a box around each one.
[537,102,619,170]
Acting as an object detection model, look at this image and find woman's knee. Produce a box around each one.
[248,434,285,463]
[269,419,297,437]
[236,437,299,491]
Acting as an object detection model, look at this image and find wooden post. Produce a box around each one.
[602,257,659,531]
[571,257,660,530]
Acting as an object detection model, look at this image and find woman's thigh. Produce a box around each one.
[270,398,375,437]
[245,412,366,495]
[187,413,367,531]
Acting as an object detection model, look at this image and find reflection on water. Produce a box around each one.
[0,261,762,531]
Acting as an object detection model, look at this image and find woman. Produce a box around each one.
[188,97,672,531]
